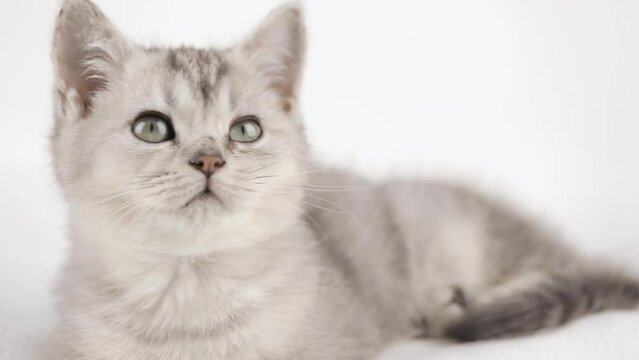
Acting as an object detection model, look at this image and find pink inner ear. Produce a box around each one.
[282,98,292,113]
[56,35,109,116]
[77,69,107,114]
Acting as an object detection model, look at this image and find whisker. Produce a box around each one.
[249,180,365,191]
[258,183,362,192]
[128,175,158,180]
[302,193,356,214]
[298,199,349,215]
[239,161,281,174]
[76,190,135,208]
[241,175,282,181]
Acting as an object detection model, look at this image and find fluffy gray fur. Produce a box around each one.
[48,0,639,359]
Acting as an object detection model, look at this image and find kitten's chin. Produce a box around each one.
[174,181,233,217]
[178,189,229,221]
[184,190,223,209]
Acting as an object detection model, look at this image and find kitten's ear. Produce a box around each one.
[52,0,132,118]
[238,2,306,112]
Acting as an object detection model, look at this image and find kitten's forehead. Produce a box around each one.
[150,46,229,106]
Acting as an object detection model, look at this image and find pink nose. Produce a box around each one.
[189,154,225,176]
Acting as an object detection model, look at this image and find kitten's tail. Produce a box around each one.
[445,270,639,341]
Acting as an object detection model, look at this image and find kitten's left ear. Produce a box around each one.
[52,0,132,118]
[237,2,306,112]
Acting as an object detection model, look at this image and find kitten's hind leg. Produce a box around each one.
[444,270,639,341]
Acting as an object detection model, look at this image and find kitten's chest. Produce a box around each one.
[107,255,294,331]
[79,254,317,359]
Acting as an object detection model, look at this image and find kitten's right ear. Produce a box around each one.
[236,2,305,113]
[52,0,131,118]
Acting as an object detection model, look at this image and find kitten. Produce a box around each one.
[48,0,639,359]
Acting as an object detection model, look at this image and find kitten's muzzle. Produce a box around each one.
[189,152,226,177]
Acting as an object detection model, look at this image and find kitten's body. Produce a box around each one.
[48,1,639,359]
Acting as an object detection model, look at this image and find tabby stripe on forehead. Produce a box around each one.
[212,58,229,99]
[166,49,228,103]
[195,51,212,102]
[167,50,179,72]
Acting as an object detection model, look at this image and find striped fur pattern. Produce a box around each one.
[48,1,639,359]
[446,271,639,341]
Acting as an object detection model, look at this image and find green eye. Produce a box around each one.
[229,116,262,143]
[132,113,175,143]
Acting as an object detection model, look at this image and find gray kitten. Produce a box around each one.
[48,0,639,359]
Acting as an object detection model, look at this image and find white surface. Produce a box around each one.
[1,0,639,359]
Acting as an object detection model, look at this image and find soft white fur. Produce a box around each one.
[46,1,639,359]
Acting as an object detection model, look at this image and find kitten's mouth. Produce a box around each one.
[184,187,221,208]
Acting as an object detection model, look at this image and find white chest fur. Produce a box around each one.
[55,225,319,360]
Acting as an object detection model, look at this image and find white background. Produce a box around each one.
[1,0,638,358]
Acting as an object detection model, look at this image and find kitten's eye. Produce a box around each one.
[132,113,175,143]
[229,116,262,143]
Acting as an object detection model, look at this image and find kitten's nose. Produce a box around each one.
[189,153,225,177]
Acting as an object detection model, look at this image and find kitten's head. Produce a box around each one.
[51,0,308,252]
